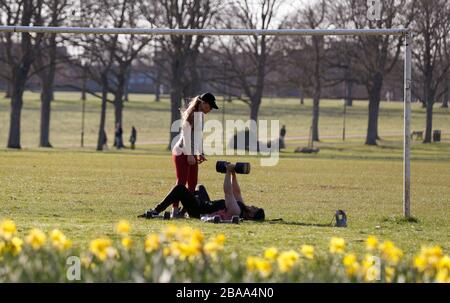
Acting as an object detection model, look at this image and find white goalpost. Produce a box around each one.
[0,26,412,218]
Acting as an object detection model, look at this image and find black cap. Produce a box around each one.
[200,92,219,109]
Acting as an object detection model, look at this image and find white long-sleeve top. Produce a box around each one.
[172,111,204,156]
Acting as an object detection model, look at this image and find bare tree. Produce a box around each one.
[68,0,151,150]
[333,0,410,145]
[412,0,450,142]
[140,0,219,147]
[34,0,70,148]
[0,0,45,149]
[214,0,283,124]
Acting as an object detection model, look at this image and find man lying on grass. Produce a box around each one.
[139,163,265,221]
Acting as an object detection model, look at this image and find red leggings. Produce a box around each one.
[172,154,198,208]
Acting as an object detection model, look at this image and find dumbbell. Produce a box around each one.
[216,161,251,174]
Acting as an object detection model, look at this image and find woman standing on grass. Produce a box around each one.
[170,92,219,218]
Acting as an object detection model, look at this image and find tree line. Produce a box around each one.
[0,0,449,149]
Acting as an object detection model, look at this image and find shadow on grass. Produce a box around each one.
[266,219,332,228]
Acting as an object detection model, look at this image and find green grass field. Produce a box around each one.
[0,92,449,259]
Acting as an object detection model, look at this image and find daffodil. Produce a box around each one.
[362,255,380,282]
[255,258,272,278]
[163,224,178,240]
[300,245,315,260]
[144,234,160,253]
[203,241,222,258]
[10,237,23,256]
[277,250,299,273]
[121,237,133,250]
[116,220,131,236]
[26,229,47,250]
[89,238,116,261]
[264,247,278,260]
[343,253,360,278]
[379,241,403,265]
[385,266,395,283]
[246,256,257,272]
[213,234,226,246]
[0,219,17,241]
[366,236,378,251]
[329,237,345,254]
[49,229,72,251]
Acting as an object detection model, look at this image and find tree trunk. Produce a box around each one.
[8,63,31,149]
[423,101,433,143]
[442,76,448,108]
[299,88,304,105]
[346,80,353,106]
[7,90,24,149]
[155,82,161,102]
[124,67,130,102]
[365,74,383,145]
[97,78,108,151]
[39,82,53,147]
[312,95,320,141]
[113,90,124,148]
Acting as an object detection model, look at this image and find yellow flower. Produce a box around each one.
[385,266,395,283]
[264,247,278,261]
[213,234,226,246]
[435,268,449,283]
[277,250,299,273]
[179,226,197,240]
[89,238,115,261]
[172,241,200,261]
[25,229,47,250]
[203,241,222,258]
[163,247,171,257]
[300,245,315,260]
[0,219,17,241]
[414,255,427,272]
[81,256,91,269]
[329,237,346,254]
[116,220,131,235]
[438,255,450,270]
[379,241,403,265]
[10,237,23,256]
[163,224,178,240]
[362,255,380,282]
[246,256,257,272]
[366,236,378,251]
[343,254,360,278]
[191,229,204,245]
[49,229,72,251]
[121,237,133,250]
[144,234,160,253]
[255,258,272,278]
[420,246,443,269]
[0,241,5,255]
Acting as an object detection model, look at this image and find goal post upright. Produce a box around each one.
[404,31,412,219]
[0,25,412,218]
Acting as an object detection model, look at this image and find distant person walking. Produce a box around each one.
[130,126,137,150]
[170,92,219,218]
[279,125,286,149]
[114,122,123,149]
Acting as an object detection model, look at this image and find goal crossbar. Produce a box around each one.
[0,25,413,218]
[0,26,408,36]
